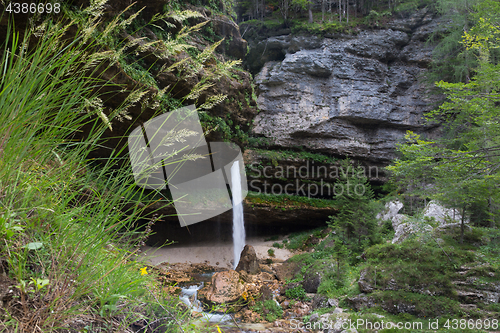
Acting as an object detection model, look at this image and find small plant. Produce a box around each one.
[267,248,275,257]
[284,284,307,300]
[250,300,283,322]
[272,242,284,249]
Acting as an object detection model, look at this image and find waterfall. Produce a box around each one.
[231,160,245,269]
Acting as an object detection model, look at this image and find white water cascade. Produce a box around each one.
[231,160,245,269]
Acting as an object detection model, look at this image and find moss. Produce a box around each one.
[369,291,462,318]
[252,148,337,164]
[362,239,474,298]
[246,191,337,209]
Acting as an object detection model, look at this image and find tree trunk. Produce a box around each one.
[322,0,326,21]
[346,0,349,24]
[339,0,342,23]
[489,196,495,228]
[308,3,314,23]
[460,205,466,244]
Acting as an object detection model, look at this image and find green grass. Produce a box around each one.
[0,12,200,333]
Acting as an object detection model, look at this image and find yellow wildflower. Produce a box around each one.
[140,267,148,275]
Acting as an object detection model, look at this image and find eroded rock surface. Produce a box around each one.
[251,19,441,166]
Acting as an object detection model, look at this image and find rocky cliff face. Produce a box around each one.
[249,9,442,168]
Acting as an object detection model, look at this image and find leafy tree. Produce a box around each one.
[428,0,480,83]
[388,0,500,241]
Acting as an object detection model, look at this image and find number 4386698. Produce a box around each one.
[6,2,60,14]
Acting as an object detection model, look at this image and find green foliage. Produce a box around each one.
[364,239,475,297]
[389,0,500,235]
[369,290,462,317]
[246,191,336,209]
[285,284,307,300]
[328,160,380,256]
[272,241,284,248]
[267,248,275,256]
[252,148,337,164]
[250,300,283,321]
[0,3,231,330]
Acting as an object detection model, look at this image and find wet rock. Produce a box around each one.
[237,309,262,322]
[238,270,251,283]
[259,264,275,276]
[236,245,260,275]
[199,270,245,304]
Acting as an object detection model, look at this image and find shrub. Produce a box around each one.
[285,285,307,300]
[250,300,283,322]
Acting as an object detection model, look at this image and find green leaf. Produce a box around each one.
[24,242,44,250]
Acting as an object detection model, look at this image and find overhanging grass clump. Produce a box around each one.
[246,191,337,209]
[0,17,189,333]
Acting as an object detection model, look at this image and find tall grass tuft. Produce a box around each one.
[0,14,190,333]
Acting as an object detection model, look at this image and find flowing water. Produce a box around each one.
[231,160,245,269]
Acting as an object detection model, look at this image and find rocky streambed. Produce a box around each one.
[146,244,343,333]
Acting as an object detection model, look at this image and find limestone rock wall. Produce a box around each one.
[250,11,442,166]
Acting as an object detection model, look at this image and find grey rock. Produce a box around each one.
[376,200,404,222]
[309,312,319,322]
[345,29,409,61]
[303,271,322,293]
[236,245,260,275]
[423,200,466,226]
[312,295,339,309]
[253,31,440,165]
[288,35,323,53]
[400,40,433,67]
[388,7,430,32]
[358,269,374,293]
[392,220,433,244]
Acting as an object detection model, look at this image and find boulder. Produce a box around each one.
[311,294,338,309]
[423,201,466,226]
[376,200,404,223]
[274,261,302,282]
[200,270,245,304]
[236,245,260,275]
[392,220,433,244]
[358,269,374,293]
[302,271,322,293]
